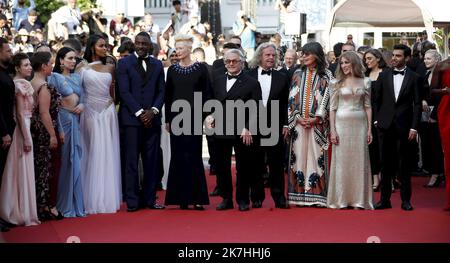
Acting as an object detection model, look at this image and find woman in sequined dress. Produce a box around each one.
[327,51,374,210]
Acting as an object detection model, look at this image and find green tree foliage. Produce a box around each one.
[35,0,97,24]
[433,28,450,55]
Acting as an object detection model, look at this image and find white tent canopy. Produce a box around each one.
[330,0,426,27]
[329,0,450,28]
[327,0,450,54]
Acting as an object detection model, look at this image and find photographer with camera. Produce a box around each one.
[232,10,257,61]
[80,8,105,36]
[275,0,298,37]
[52,0,82,39]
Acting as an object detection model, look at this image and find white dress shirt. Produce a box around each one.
[226,71,241,92]
[393,67,406,102]
[135,52,148,71]
[258,67,272,107]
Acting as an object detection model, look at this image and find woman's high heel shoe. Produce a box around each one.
[424,174,443,188]
[38,211,54,221]
[50,207,64,220]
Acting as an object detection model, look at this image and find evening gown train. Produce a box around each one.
[0,79,40,226]
[80,62,122,214]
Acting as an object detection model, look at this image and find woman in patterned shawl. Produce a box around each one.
[287,42,334,207]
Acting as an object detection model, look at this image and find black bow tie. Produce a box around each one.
[227,74,239,80]
[138,56,147,62]
[393,69,405,76]
[261,69,272,76]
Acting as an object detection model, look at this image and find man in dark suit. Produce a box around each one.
[0,37,14,231]
[213,43,237,72]
[282,48,300,80]
[374,44,421,211]
[248,43,290,209]
[117,32,165,211]
[206,42,247,196]
[207,49,262,211]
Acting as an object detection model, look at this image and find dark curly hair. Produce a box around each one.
[12,52,30,74]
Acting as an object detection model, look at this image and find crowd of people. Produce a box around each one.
[0,0,449,233]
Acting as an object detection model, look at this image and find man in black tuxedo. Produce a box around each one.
[248,43,290,209]
[207,49,262,211]
[116,32,165,211]
[213,42,249,73]
[282,48,300,80]
[374,44,421,211]
[0,37,14,231]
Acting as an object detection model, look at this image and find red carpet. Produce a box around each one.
[1,173,450,243]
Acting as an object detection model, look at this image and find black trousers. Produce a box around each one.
[378,125,415,203]
[123,125,161,208]
[206,135,217,171]
[252,137,286,204]
[215,136,259,205]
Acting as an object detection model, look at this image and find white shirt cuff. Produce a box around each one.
[151,107,159,114]
[135,109,144,117]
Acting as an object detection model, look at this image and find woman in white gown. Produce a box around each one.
[79,34,121,214]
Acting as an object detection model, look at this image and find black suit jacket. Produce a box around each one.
[0,67,16,137]
[282,64,300,81]
[374,68,421,134]
[248,67,290,137]
[210,71,262,139]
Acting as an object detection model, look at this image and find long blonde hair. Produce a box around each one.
[335,51,365,87]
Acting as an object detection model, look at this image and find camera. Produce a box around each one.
[241,15,249,22]
[282,0,292,8]
[91,8,102,18]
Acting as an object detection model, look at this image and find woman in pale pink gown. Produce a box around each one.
[0,53,40,226]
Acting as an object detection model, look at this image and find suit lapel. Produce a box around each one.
[387,69,396,102]
[133,56,146,79]
[397,70,411,101]
[216,74,228,101]
[268,71,279,101]
[133,55,153,84]
[249,68,258,80]
[143,58,153,84]
[227,77,242,98]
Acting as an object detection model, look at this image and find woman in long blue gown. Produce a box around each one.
[48,47,85,217]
